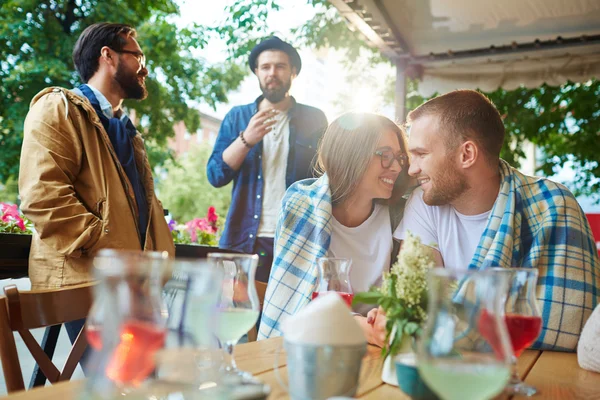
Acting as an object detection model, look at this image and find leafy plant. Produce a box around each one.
[354,232,435,358]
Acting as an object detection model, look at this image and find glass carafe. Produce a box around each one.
[160,258,224,391]
[417,269,513,400]
[312,257,353,308]
[82,249,170,398]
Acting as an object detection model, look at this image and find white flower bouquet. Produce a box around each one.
[354,232,435,358]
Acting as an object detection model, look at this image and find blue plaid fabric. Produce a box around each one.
[258,175,333,339]
[471,160,599,351]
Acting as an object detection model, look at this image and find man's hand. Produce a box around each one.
[222,108,279,171]
[242,108,279,146]
[370,307,387,348]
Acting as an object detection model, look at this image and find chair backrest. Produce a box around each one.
[247,281,268,342]
[0,282,94,393]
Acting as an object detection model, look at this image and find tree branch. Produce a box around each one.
[59,0,79,35]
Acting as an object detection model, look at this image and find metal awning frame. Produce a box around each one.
[329,0,600,121]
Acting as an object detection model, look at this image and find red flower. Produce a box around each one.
[207,206,218,224]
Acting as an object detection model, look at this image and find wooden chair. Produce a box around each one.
[247,281,268,342]
[0,282,94,393]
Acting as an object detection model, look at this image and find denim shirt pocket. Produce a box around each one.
[293,136,318,180]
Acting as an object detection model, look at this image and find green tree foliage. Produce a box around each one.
[0,0,246,183]
[0,177,18,204]
[214,0,383,65]
[486,81,600,199]
[157,144,231,223]
[213,0,281,60]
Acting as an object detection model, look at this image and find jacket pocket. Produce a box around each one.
[95,198,107,220]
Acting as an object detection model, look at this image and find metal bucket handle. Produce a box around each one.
[274,340,289,393]
[273,340,373,399]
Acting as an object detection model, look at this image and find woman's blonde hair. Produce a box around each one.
[315,112,410,205]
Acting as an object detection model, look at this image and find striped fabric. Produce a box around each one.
[471,160,600,351]
[258,175,333,340]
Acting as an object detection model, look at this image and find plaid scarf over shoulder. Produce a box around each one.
[258,175,332,340]
[472,160,599,351]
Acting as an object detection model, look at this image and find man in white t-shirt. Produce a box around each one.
[390,89,599,351]
[393,90,505,266]
[207,37,327,282]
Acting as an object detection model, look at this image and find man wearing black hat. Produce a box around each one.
[208,36,327,282]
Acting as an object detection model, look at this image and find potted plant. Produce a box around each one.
[0,202,34,279]
[170,206,237,258]
[354,232,435,387]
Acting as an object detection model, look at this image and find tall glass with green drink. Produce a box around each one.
[417,268,513,400]
[208,253,260,382]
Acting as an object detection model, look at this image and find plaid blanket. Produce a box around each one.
[258,175,332,340]
[472,160,599,351]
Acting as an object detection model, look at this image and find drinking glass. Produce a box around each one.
[207,253,260,382]
[491,268,542,396]
[311,257,354,307]
[417,268,513,400]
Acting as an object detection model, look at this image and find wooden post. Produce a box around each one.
[395,59,408,124]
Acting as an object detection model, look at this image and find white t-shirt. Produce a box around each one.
[257,112,291,238]
[328,204,392,314]
[393,188,490,270]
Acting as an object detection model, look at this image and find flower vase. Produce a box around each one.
[381,332,413,386]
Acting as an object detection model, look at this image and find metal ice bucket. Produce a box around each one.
[277,340,367,400]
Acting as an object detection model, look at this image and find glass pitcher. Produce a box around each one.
[159,258,224,390]
[312,257,353,308]
[82,249,170,397]
[417,268,513,400]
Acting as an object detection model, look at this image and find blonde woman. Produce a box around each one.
[258,112,410,345]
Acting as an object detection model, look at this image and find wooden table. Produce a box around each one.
[3,337,600,399]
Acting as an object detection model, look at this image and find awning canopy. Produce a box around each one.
[329,0,600,96]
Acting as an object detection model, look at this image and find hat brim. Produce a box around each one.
[248,37,302,75]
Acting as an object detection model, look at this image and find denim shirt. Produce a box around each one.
[207,96,328,253]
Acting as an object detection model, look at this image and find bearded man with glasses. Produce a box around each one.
[19,22,174,356]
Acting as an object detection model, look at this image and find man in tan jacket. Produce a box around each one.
[19,22,174,292]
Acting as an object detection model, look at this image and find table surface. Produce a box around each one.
[2,337,600,399]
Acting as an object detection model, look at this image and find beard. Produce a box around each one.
[422,158,469,206]
[114,63,147,100]
[259,77,291,103]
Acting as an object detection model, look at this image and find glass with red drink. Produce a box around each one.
[312,257,354,308]
[491,268,542,396]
